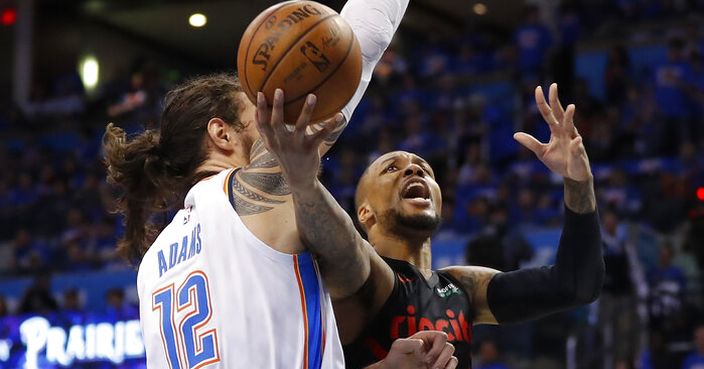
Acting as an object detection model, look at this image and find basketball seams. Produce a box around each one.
[241,1,291,100]
[257,13,338,95]
[282,20,357,118]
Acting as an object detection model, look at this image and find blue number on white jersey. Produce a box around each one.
[153,271,220,369]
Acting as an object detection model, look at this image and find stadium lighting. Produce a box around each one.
[189,13,207,28]
[79,55,100,91]
[473,3,487,15]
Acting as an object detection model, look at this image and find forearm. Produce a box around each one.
[486,206,604,323]
[564,177,596,213]
[314,0,409,148]
[339,0,409,122]
[292,180,371,298]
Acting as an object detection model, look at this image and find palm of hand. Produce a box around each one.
[540,134,590,181]
[254,90,341,187]
[515,84,592,182]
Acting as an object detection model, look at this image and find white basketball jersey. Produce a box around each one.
[137,169,345,369]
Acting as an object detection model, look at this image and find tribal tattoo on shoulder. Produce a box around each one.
[228,138,291,216]
[229,116,348,217]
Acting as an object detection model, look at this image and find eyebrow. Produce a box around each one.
[379,157,396,168]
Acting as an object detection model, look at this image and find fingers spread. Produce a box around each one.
[513,132,544,155]
[295,94,317,134]
[256,92,273,137]
[270,89,286,134]
[535,86,559,130]
[549,83,565,122]
[563,104,578,137]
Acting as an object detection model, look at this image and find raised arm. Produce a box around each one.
[311,0,409,154]
[443,83,604,325]
[255,91,395,342]
[233,0,408,224]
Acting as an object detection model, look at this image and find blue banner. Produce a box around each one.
[0,312,145,369]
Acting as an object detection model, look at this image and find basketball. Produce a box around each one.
[237,0,362,124]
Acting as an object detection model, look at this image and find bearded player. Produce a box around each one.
[103,0,460,368]
[256,83,605,368]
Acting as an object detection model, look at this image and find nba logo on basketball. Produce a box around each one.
[301,41,330,72]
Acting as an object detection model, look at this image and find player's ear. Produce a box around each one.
[357,203,375,229]
[206,118,233,151]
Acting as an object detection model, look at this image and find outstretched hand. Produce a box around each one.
[254,88,344,188]
[514,83,593,182]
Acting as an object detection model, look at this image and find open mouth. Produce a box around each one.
[401,179,431,201]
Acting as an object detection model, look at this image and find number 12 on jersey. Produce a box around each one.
[153,271,221,369]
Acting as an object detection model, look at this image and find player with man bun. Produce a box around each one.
[103,0,458,368]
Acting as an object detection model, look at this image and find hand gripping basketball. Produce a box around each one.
[238,1,362,124]
[255,89,343,188]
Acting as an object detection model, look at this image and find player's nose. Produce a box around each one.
[403,164,425,177]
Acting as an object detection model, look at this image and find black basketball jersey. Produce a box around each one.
[344,257,474,369]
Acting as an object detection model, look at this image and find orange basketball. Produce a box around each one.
[237,0,362,124]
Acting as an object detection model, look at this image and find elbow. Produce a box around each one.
[356,26,393,64]
[568,260,606,305]
[562,285,600,306]
[574,284,601,305]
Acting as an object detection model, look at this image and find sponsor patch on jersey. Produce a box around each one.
[436,283,461,298]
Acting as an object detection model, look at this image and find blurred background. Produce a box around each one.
[0,0,703,368]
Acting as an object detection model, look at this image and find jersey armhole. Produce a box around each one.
[370,259,402,317]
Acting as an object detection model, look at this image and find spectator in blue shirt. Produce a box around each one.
[681,324,704,369]
[653,38,693,154]
[513,5,553,79]
[648,242,688,336]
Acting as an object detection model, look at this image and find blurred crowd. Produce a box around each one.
[0,0,703,368]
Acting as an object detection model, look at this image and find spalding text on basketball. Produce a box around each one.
[252,4,323,71]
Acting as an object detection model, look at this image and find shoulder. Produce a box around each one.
[439,265,501,283]
[438,265,501,300]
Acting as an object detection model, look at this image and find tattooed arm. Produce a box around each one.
[251,90,395,343]
[293,179,395,341]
